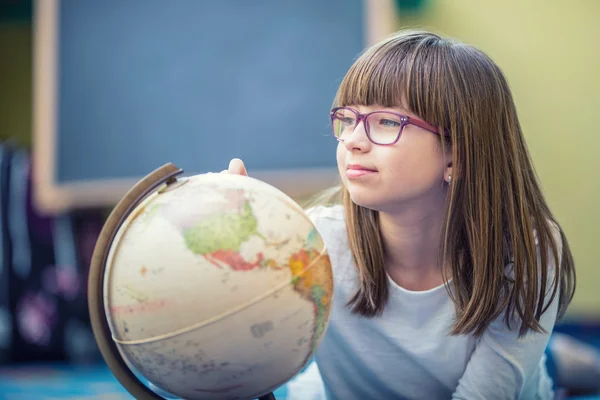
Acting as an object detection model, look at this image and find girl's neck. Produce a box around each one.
[378,195,447,278]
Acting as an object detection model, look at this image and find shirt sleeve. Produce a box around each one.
[452,228,562,400]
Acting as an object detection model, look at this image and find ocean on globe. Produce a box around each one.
[102,172,333,400]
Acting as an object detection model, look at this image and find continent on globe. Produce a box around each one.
[157,186,264,271]
[288,244,333,358]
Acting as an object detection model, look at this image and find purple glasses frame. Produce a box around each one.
[330,106,447,145]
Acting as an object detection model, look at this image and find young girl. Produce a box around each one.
[227,30,579,399]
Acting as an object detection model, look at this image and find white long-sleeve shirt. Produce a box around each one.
[288,205,559,400]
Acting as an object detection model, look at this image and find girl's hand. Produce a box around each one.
[221,158,248,176]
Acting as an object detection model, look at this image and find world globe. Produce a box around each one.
[88,163,334,400]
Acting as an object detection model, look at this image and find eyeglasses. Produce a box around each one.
[330,106,445,145]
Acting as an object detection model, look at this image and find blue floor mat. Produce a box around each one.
[0,358,598,399]
[1,363,599,400]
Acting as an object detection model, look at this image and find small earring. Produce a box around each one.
[446,175,452,183]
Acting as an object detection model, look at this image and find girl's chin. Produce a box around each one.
[347,190,387,211]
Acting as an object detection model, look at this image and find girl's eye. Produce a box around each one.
[379,118,401,127]
[341,117,356,126]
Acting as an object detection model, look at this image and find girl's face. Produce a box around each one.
[336,104,452,214]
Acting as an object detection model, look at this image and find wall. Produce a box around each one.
[399,0,600,318]
[0,21,31,149]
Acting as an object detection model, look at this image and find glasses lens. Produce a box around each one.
[331,108,357,140]
[366,112,404,144]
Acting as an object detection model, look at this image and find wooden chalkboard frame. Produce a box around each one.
[32,0,397,214]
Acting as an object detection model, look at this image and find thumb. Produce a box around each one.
[228,158,248,176]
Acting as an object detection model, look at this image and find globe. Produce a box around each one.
[89,164,333,400]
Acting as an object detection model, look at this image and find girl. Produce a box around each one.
[227,30,579,399]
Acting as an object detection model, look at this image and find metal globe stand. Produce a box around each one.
[88,163,277,400]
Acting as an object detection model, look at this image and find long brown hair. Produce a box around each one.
[333,30,576,337]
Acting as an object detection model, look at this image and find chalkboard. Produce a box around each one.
[33,0,396,213]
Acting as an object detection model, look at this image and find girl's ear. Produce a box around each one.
[444,160,453,184]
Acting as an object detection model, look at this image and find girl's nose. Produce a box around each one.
[343,120,371,151]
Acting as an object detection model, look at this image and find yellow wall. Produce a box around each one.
[399,1,600,318]
[0,22,32,149]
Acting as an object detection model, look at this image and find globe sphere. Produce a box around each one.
[94,170,333,400]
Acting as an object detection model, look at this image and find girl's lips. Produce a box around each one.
[346,166,378,179]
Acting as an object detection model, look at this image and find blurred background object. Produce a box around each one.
[0,0,598,398]
[30,0,370,213]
